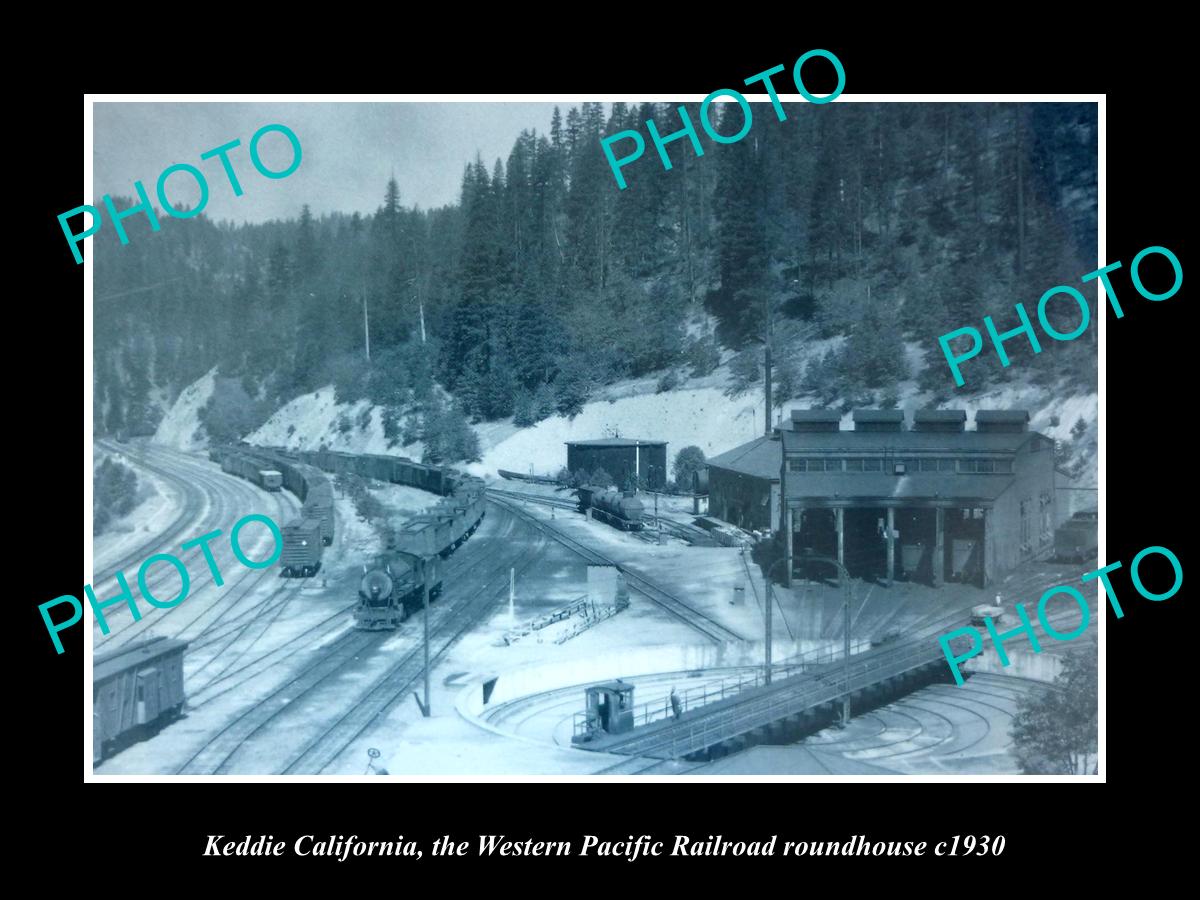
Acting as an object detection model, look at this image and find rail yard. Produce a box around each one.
[90,415,1094,776]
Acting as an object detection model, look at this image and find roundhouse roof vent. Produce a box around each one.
[975,410,1030,433]
[913,409,967,432]
[790,409,842,432]
[852,409,905,432]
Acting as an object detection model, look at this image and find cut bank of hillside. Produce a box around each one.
[150,353,1097,492]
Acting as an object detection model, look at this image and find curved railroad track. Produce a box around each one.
[488,493,743,644]
[174,503,536,774]
[92,445,300,652]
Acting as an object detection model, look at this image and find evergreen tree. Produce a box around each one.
[1010,643,1098,774]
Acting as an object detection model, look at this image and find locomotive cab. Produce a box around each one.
[574,681,636,743]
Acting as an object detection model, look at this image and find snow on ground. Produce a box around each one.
[219,330,1095,492]
[469,386,767,480]
[247,387,427,458]
[154,367,215,451]
[98,469,438,775]
[92,445,175,572]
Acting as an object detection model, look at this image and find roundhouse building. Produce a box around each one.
[565,439,668,490]
[705,435,781,533]
[782,408,1056,588]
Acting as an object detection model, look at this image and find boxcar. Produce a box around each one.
[355,458,388,487]
[93,636,187,764]
[259,469,283,492]
[302,478,335,545]
[281,518,323,577]
[277,459,306,499]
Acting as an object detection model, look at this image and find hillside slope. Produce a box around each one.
[154,352,1097,492]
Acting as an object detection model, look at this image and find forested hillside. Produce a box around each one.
[93,101,1097,460]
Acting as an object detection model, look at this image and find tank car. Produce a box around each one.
[578,486,646,531]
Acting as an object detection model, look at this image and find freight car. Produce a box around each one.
[93,636,187,764]
[224,444,486,597]
[280,518,323,577]
[355,551,444,630]
[216,446,337,552]
[274,457,335,546]
[219,451,282,492]
[1054,510,1098,563]
[576,485,646,531]
[302,479,335,546]
[429,492,486,552]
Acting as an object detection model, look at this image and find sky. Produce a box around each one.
[93,102,568,224]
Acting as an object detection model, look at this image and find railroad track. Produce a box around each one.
[487,494,743,644]
[486,487,578,510]
[183,579,305,691]
[488,487,716,546]
[279,535,549,774]
[175,506,534,774]
[174,627,386,774]
[92,441,209,586]
[183,600,360,709]
[186,505,512,710]
[93,446,300,652]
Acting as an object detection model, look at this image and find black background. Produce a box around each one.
[22,17,1188,882]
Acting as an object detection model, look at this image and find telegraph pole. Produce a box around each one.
[842,573,852,725]
[362,278,370,361]
[422,557,431,716]
[764,283,773,436]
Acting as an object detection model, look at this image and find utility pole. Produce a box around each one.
[362,278,370,362]
[764,289,773,436]
[422,557,431,716]
[765,561,773,683]
[842,573,852,725]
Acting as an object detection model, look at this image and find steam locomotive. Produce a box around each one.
[214,442,487,617]
[356,552,445,630]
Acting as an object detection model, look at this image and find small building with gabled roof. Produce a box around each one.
[706,433,782,533]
